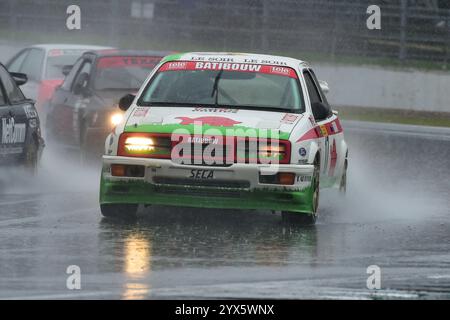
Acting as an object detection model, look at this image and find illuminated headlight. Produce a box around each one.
[118,133,172,158]
[124,137,155,152]
[111,113,124,126]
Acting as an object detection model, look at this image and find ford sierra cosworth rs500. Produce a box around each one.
[99,52,348,225]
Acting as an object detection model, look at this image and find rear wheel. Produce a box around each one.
[100,204,138,219]
[282,156,320,225]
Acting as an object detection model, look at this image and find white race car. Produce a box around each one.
[99,52,348,224]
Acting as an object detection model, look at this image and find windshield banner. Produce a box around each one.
[159,61,298,78]
[97,56,162,69]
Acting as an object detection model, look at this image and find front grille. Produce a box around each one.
[153,176,250,189]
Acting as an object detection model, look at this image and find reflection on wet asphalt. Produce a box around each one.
[0,124,449,299]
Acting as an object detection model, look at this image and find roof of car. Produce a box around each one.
[163,52,309,69]
[30,44,113,51]
[83,49,174,58]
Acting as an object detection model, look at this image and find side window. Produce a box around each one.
[7,49,30,73]
[0,65,25,103]
[61,58,83,91]
[303,71,322,105]
[72,61,92,92]
[0,82,5,105]
[309,69,330,107]
[20,48,45,81]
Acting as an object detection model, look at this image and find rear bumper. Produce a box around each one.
[99,156,315,213]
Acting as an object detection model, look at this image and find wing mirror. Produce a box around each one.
[62,65,73,76]
[10,72,28,86]
[318,80,329,94]
[312,102,331,121]
[119,94,136,111]
[73,72,89,96]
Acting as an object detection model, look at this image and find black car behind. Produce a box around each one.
[45,49,170,158]
[0,63,44,172]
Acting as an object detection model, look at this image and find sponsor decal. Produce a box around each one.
[270,66,291,76]
[133,107,149,118]
[165,61,187,70]
[187,136,219,144]
[176,116,242,127]
[193,107,238,113]
[330,121,338,133]
[23,105,38,119]
[299,147,307,157]
[97,56,161,69]
[158,61,298,78]
[281,113,298,124]
[190,169,214,180]
[319,125,328,137]
[2,118,26,144]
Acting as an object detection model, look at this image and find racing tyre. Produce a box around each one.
[282,156,320,225]
[100,204,138,219]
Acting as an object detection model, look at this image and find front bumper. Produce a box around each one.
[100,156,316,213]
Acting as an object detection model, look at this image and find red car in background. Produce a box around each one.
[45,50,170,158]
[5,44,112,119]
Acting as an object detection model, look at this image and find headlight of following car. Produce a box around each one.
[111,112,124,126]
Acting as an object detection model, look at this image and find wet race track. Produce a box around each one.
[0,121,449,299]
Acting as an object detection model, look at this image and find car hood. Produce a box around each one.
[124,106,304,140]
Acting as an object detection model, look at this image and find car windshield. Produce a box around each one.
[45,49,87,79]
[139,61,304,112]
[94,56,161,90]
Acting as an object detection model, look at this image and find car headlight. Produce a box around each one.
[111,113,124,126]
[235,139,290,164]
[118,133,172,158]
[124,136,155,152]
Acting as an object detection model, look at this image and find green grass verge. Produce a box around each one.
[336,106,450,128]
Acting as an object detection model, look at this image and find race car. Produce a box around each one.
[99,52,348,224]
[5,44,111,118]
[45,50,170,158]
[0,63,44,172]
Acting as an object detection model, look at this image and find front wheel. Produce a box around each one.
[100,204,138,219]
[282,156,320,225]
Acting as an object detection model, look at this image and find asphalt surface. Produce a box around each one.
[0,121,449,299]
[1,43,449,299]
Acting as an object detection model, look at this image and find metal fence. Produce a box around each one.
[1,0,450,65]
